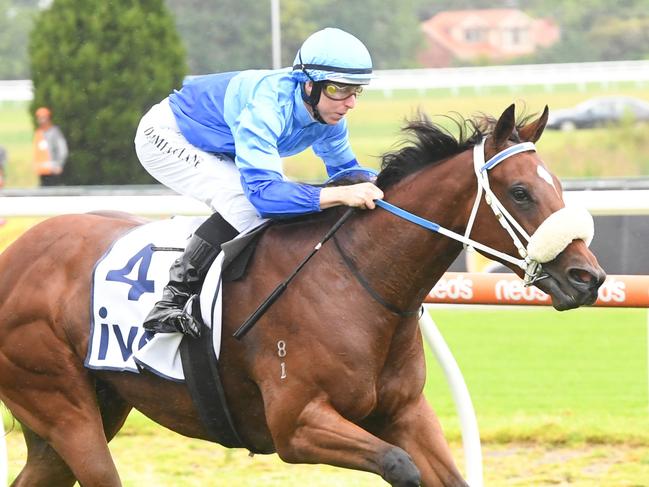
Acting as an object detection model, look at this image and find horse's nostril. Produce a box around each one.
[570,268,592,284]
[569,268,604,291]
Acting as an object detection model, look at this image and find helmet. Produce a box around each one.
[292,28,373,85]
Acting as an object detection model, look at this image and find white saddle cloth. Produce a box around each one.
[84,216,225,382]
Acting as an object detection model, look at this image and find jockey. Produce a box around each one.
[134,27,384,338]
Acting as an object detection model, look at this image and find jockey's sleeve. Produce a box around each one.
[230,96,321,218]
[231,93,359,219]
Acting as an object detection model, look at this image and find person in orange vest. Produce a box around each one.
[33,107,68,186]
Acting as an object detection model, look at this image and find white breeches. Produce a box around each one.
[134,98,266,233]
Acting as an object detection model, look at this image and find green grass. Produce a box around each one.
[423,307,649,445]
[0,101,36,188]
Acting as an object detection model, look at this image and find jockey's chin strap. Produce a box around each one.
[375,137,547,286]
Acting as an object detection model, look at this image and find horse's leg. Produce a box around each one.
[11,423,76,487]
[11,385,130,487]
[11,378,131,487]
[268,397,421,487]
[96,378,133,441]
[374,395,468,487]
[2,348,126,486]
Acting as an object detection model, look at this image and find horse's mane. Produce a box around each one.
[274,110,536,227]
[375,111,534,190]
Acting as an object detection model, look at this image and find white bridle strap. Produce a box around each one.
[465,139,537,258]
[377,136,595,286]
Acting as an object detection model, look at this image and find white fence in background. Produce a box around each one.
[370,60,649,94]
[3,60,649,102]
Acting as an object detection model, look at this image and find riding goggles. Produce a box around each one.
[322,82,363,100]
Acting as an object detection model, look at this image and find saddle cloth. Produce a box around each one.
[84,216,225,382]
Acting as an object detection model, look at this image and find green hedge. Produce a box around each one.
[29,0,186,185]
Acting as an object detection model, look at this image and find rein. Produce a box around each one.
[375,138,548,286]
[233,208,356,340]
[332,234,420,317]
[234,137,593,339]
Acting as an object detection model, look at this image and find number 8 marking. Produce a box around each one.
[277,340,286,358]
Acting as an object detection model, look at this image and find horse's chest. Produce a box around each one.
[322,365,381,418]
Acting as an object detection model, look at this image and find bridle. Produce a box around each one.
[235,138,594,337]
[334,137,594,316]
[465,138,546,285]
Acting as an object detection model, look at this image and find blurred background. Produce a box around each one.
[1,0,649,188]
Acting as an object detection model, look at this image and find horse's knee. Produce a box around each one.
[381,446,421,487]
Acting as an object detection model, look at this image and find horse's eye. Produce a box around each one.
[510,186,531,203]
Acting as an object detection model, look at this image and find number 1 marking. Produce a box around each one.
[280,362,287,379]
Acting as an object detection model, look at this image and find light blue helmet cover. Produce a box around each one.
[292,28,373,85]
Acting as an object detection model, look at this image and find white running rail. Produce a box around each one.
[419,309,483,487]
[3,60,649,101]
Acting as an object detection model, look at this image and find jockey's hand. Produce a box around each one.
[320,182,384,210]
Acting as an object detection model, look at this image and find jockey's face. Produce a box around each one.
[304,81,359,125]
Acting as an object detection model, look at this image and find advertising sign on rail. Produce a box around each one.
[426,273,649,307]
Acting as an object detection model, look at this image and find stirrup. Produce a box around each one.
[175,294,202,338]
[142,295,202,338]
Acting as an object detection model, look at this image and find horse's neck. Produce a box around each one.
[342,153,476,313]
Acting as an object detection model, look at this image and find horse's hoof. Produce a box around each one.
[380,447,421,487]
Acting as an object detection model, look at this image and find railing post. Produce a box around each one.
[419,307,483,486]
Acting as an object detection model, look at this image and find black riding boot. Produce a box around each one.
[143,213,238,338]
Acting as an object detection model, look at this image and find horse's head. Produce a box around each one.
[472,104,605,310]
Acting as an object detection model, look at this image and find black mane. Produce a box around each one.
[276,110,536,227]
[375,112,532,190]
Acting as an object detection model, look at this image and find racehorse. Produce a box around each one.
[0,105,604,487]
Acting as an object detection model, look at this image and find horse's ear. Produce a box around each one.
[518,105,549,143]
[492,104,516,148]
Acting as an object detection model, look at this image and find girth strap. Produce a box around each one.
[180,321,249,449]
[332,235,420,318]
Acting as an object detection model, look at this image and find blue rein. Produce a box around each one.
[374,199,441,233]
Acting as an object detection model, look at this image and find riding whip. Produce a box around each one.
[233,207,355,340]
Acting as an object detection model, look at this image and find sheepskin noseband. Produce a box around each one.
[527,206,594,263]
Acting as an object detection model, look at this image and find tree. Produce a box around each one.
[519,0,649,63]
[587,16,649,61]
[0,0,38,78]
[165,0,274,74]
[309,0,423,69]
[29,0,186,185]
[165,0,423,73]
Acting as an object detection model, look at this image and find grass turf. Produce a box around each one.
[423,307,649,446]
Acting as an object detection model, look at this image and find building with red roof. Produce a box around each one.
[419,9,560,67]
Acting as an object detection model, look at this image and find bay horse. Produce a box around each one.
[0,105,604,487]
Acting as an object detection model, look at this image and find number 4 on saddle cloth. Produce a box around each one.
[84,216,261,382]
